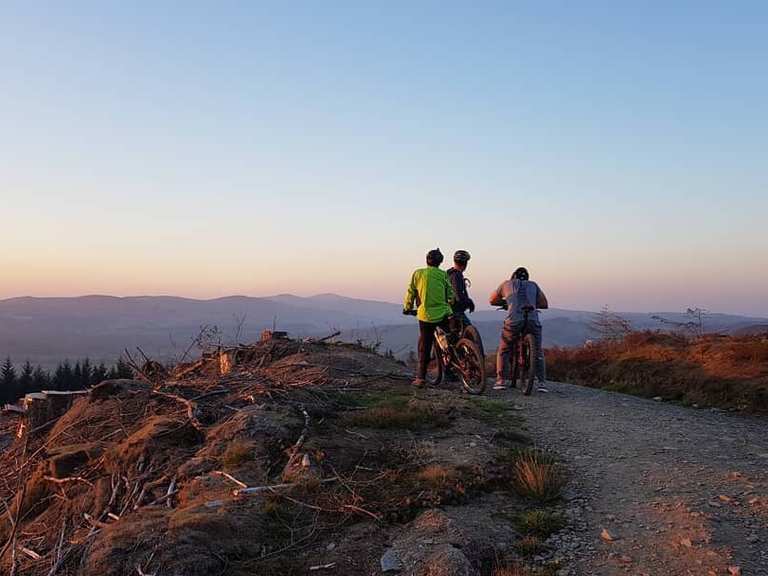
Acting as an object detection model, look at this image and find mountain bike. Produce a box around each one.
[457,314,485,360]
[509,307,537,396]
[459,277,485,359]
[407,312,486,394]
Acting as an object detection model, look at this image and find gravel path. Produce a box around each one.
[501,381,768,576]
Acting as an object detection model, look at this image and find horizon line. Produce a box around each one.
[1,293,766,320]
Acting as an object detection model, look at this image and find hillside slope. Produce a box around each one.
[0,338,562,576]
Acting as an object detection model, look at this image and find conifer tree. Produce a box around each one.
[32,365,49,391]
[81,358,92,388]
[1,357,17,404]
[73,361,83,390]
[92,363,108,385]
[54,360,74,391]
[18,361,34,398]
[114,358,134,379]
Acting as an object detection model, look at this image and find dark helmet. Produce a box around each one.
[512,267,530,281]
[426,248,444,267]
[453,250,471,264]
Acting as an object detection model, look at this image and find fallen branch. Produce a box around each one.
[309,563,337,571]
[19,546,41,560]
[150,390,202,430]
[190,388,229,402]
[44,476,94,487]
[143,489,179,508]
[289,404,311,460]
[341,504,382,521]
[233,478,338,497]
[316,331,341,343]
[212,471,247,489]
[166,477,177,508]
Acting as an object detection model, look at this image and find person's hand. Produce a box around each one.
[403,309,417,316]
[467,299,475,314]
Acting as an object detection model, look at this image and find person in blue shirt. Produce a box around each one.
[489,267,549,390]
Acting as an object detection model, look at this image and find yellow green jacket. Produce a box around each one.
[404,266,455,322]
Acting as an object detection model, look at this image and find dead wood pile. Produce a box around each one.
[0,337,410,576]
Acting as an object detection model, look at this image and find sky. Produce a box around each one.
[1,1,766,315]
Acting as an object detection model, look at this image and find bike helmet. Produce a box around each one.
[512,267,530,281]
[453,250,471,264]
[426,248,444,267]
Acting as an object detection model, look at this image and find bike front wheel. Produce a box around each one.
[454,338,486,395]
[425,345,444,386]
[462,324,486,360]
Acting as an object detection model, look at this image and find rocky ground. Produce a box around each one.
[512,381,768,576]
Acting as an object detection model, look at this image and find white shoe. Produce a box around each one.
[493,379,511,390]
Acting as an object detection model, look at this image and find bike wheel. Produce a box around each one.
[462,324,486,361]
[425,345,444,386]
[454,338,486,395]
[511,338,521,389]
[522,334,536,396]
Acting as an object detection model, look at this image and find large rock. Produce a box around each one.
[388,510,478,576]
[420,545,475,576]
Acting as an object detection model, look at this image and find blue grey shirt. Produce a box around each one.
[490,279,543,324]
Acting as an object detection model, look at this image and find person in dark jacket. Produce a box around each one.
[447,250,475,323]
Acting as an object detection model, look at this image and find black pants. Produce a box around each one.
[418,317,452,379]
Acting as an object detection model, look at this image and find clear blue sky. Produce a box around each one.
[1,1,766,315]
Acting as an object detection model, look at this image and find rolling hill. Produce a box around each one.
[0,294,764,367]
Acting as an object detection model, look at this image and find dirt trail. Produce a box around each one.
[504,381,768,575]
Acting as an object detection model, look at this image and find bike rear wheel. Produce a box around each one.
[454,338,485,394]
[521,334,536,396]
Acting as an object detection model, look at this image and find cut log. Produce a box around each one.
[219,349,237,375]
[23,390,87,434]
[260,330,288,342]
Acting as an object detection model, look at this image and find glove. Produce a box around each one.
[467,299,475,314]
[403,309,417,316]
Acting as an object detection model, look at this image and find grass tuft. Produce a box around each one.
[515,534,545,557]
[344,396,450,430]
[516,509,566,537]
[415,464,457,489]
[504,448,566,502]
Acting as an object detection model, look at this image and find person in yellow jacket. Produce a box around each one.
[403,248,456,386]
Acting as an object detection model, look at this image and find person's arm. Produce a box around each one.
[489,283,506,308]
[536,286,549,309]
[404,271,418,313]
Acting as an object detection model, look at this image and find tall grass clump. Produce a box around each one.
[507,448,566,502]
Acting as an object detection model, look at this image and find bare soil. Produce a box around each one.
[514,379,768,575]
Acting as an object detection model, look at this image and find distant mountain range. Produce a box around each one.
[0,294,765,367]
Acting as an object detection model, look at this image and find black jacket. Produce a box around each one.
[447,267,472,314]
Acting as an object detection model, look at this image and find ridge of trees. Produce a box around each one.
[0,357,134,405]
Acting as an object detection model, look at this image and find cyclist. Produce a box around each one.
[489,267,548,390]
[403,248,455,387]
[447,250,476,322]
